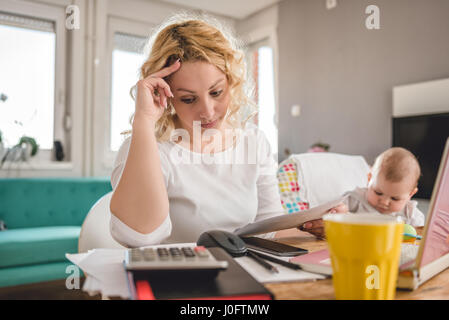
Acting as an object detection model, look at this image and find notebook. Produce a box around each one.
[289,244,420,277]
[125,247,274,300]
[290,137,449,290]
[289,249,332,276]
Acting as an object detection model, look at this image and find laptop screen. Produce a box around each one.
[419,138,449,268]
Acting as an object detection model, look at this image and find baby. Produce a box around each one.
[339,147,426,227]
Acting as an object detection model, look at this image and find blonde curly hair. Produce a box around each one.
[126,12,257,142]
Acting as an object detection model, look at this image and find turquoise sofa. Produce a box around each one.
[0,178,112,288]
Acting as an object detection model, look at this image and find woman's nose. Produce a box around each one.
[199,99,215,120]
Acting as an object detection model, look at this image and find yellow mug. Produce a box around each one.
[323,213,404,300]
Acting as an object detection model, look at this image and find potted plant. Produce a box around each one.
[0,135,39,167]
[17,136,39,161]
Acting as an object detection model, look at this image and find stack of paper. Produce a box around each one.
[66,248,130,299]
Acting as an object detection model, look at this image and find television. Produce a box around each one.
[393,112,449,199]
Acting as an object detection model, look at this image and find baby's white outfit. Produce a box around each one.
[342,187,426,227]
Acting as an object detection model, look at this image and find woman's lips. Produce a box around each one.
[201,119,218,128]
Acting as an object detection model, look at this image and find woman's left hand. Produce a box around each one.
[299,219,325,239]
[298,202,348,239]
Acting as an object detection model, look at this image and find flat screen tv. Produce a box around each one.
[393,112,449,199]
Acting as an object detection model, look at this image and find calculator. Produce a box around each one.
[124,245,228,279]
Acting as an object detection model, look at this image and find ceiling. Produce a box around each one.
[158,0,282,20]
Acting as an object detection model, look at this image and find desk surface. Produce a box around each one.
[1,228,448,300]
[267,228,449,300]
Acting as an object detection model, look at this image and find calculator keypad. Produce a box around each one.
[125,245,227,271]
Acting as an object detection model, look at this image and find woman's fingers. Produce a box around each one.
[160,93,167,109]
[138,60,180,111]
[150,59,181,79]
[303,219,323,230]
[141,78,172,109]
[298,219,325,239]
[309,228,325,240]
[144,77,174,99]
[134,63,179,122]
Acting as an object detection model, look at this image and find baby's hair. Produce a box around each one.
[372,147,421,188]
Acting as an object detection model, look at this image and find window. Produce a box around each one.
[0,12,56,150]
[93,17,152,176]
[248,40,278,156]
[256,46,278,155]
[110,32,147,151]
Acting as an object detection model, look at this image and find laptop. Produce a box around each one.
[397,136,449,290]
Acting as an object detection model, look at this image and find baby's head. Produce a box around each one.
[366,147,421,214]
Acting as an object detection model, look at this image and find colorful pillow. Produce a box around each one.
[277,158,309,214]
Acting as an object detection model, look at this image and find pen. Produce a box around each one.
[247,250,279,273]
[247,249,302,270]
[403,233,422,240]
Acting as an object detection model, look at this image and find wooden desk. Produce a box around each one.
[267,228,449,300]
[1,228,448,300]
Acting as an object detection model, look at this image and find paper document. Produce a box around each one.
[234,196,347,237]
[234,250,326,283]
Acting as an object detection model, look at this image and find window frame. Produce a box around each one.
[245,35,279,158]
[0,0,67,163]
[92,16,153,176]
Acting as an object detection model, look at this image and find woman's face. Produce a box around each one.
[168,61,230,136]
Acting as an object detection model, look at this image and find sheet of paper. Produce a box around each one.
[234,196,347,236]
[67,249,130,299]
[234,250,326,283]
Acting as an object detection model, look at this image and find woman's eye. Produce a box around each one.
[210,90,223,97]
[181,97,196,104]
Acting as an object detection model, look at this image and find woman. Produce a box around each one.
[109,15,300,247]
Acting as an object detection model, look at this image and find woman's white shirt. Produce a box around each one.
[110,125,284,247]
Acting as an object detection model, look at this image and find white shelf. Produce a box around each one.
[393,78,449,117]
[0,161,73,171]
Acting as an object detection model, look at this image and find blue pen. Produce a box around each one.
[403,233,422,240]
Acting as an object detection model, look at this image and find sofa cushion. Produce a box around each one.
[0,178,112,229]
[0,226,80,268]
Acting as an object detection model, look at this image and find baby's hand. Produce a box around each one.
[328,203,348,213]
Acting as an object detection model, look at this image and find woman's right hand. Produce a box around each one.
[298,203,348,239]
[134,59,181,123]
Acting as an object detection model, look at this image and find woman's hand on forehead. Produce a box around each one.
[150,59,181,79]
[134,60,181,123]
